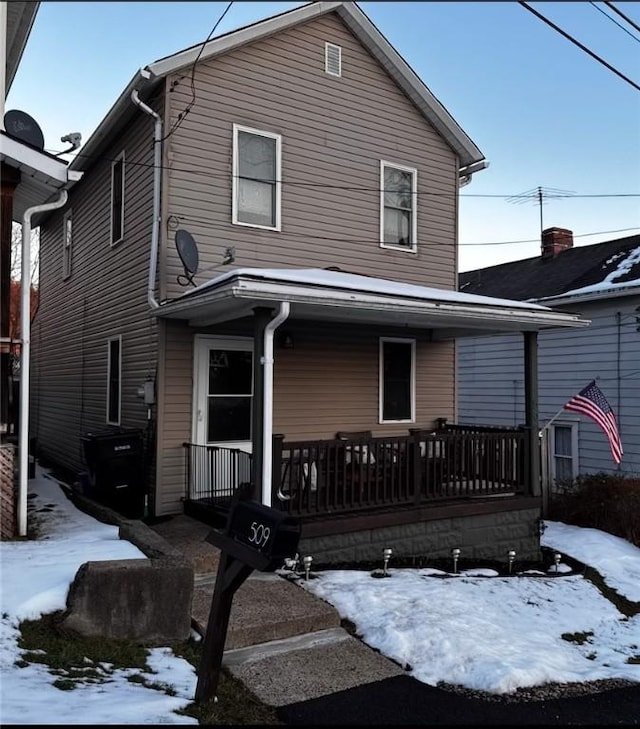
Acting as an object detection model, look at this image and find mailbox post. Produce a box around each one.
[195,498,301,704]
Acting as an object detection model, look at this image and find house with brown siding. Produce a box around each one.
[32,1,588,564]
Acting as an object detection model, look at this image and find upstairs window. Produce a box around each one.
[379,338,415,423]
[380,161,417,252]
[325,43,342,76]
[233,125,281,230]
[110,152,125,245]
[107,336,121,425]
[62,209,73,279]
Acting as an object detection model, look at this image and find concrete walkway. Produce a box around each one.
[148,514,404,707]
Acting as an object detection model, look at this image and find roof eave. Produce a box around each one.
[5,1,39,94]
[69,69,156,173]
[145,0,484,170]
[536,284,640,307]
[154,274,589,333]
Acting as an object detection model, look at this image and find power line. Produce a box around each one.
[162,1,234,142]
[604,1,640,33]
[172,207,639,250]
[589,1,640,43]
[518,1,640,92]
[44,146,640,200]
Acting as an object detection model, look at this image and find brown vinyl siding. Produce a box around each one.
[272,323,454,439]
[32,98,162,477]
[161,13,457,300]
[156,320,454,515]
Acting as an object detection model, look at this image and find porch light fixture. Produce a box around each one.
[303,555,313,581]
[382,547,393,576]
[553,552,562,573]
[451,547,461,574]
[508,549,516,574]
[279,331,294,349]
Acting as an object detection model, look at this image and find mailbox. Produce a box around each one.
[197,497,302,704]
[206,499,301,572]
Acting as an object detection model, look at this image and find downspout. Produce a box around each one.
[261,301,290,505]
[18,190,68,536]
[131,86,161,309]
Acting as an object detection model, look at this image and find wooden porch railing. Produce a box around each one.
[183,425,529,519]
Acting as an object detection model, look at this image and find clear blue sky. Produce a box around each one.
[7,1,640,271]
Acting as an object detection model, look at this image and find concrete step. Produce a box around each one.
[222,627,404,707]
[192,571,341,650]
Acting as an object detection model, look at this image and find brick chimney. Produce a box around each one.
[541,227,573,259]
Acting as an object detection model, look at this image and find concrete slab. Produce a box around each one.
[192,572,341,650]
[223,628,405,707]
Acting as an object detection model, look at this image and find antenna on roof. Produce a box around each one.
[506,186,575,243]
[175,229,199,287]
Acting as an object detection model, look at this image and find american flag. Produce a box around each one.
[564,380,623,464]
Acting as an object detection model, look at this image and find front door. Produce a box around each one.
[192,335,253,496]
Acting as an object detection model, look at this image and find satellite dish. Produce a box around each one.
[175,229,199,286]
[4,110,45,150]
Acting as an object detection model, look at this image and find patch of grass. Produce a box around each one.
[561,631,594,645]
[16,611,283,725]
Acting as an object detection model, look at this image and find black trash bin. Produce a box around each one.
[81,428,146,519]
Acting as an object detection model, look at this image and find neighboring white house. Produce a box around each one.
[457,227,640,488]
[1,1,81,537]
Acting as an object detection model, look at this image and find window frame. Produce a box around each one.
[549,420,579,489]
[232,124,282,231]
[380,160,418,253]
[62,209,73,280]
[325,42,342,76]
[106,335,122,425]
[379,337,416,424]
[110,151,125,246]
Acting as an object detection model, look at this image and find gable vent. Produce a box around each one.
[325,42,342,77]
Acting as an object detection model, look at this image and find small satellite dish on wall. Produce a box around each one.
[4,109,45,150]
[175,229,199,287]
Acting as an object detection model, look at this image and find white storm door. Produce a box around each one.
[193,335,253,454]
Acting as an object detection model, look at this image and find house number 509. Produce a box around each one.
[249,521,271,548]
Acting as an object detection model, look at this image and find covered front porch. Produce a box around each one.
[182,421,531,525]
[156,267,589,545]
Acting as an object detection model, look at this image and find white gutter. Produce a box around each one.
[261,301,290,505]
[18,190,68,537]
[459,160,489,187]
[131,85,161,308]
[1,2,7,127]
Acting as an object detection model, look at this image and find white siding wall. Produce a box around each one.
[457,297,640,477]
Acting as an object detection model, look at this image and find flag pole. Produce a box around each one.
[538,405,567,436]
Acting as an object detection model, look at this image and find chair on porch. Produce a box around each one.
[334,431,378,502]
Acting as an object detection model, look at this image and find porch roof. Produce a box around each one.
[154,268,590,338]
[0,132,82,222]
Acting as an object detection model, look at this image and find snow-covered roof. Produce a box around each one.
[156,267,589,336]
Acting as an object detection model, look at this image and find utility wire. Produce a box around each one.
[604,1,640,33]
[174,208,640,248]
[161,1,234,141]
[43,146,640,200]
[518,1,640,92]
[589,1,640,43]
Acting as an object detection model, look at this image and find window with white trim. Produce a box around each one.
[233,125,281,230]
[379,338,415,423]
[550,422,579,490]
[110,152,125,245]
[380,161,417,251]
[107,336,122,425]
[325,42,342,76]
[62,209,72,279]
